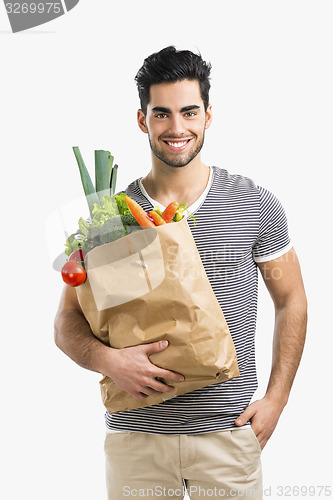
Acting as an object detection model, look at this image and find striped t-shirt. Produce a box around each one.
[105,166,292,434]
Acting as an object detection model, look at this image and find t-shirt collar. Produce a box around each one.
[138,166,213,217]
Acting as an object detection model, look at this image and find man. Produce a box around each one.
[54,46,307,499]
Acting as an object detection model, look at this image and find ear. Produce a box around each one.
[204,104,213,130]
[137,109,148,134]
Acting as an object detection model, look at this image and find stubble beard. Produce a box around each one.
[148,131,206,168]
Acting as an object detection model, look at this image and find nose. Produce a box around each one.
[168,114,186,137]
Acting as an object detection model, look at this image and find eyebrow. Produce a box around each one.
[151,105,201,113]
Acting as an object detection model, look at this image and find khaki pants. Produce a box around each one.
[105,426,262,499]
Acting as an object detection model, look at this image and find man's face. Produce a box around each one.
[137,79,212,168]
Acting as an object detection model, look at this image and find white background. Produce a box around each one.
[1,1,332,499]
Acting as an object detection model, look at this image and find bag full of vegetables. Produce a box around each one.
[62,147,239,414]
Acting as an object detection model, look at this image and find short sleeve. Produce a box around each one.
[252,186,292,263]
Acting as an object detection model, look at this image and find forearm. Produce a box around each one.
[265,296,307,406]
[54,309,185,401]
[54,310,112,374]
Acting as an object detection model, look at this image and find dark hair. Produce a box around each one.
[135,46,212,115]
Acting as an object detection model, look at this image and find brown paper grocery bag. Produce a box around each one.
[76,217,239,413]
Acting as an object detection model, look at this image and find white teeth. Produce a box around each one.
[167,141,188,148]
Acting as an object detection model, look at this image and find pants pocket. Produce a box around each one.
[249,425,262,453]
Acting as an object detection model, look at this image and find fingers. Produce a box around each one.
[144,340,169,355]
[133,392,148,401]
[132,386,170,401]
[141,341,185,381]
[134,378,175,399]
[118,341,185,401]
[131,376,180,401]
[235,403,257,426]
[147,378,175,393]
[155,369,185,383]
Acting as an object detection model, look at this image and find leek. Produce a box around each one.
[110,163,118,195]
[95,150,113,197]
[72,146,99,217]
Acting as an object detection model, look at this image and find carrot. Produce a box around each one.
[150,210,166,226]
[124,196,156,228]
[162,201,179,222]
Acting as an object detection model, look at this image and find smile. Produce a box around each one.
[163,139,192,151]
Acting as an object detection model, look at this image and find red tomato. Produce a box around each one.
[69,248,86,265]
[61,261,87,287]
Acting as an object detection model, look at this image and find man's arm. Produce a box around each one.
[235,247,307,449]
[54,286,184,401]
[54,285,111,373]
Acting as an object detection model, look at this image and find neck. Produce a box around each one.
[142,154,210,208]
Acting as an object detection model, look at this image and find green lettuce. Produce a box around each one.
[64,193,133,256]
[64,234,83,256]
[90,193,130,227]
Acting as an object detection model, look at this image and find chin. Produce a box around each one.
[165,159,194,168]
[155,150,201,169]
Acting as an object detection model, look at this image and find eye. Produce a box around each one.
[155,113,168,119]
[184,111,197,117]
